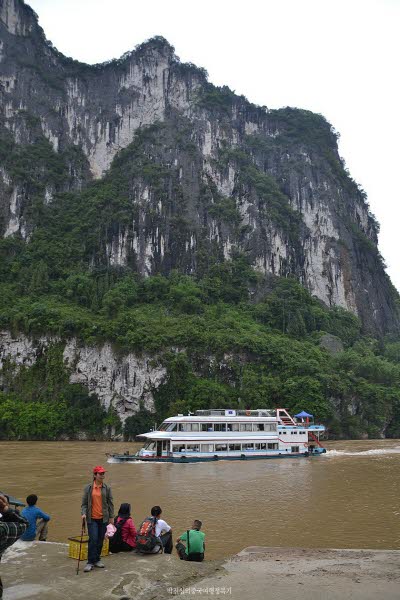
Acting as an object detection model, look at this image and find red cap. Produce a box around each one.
[93,465,106,474]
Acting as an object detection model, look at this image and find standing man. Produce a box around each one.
[0,494,28,599]
[81,466,114,573]
[21,494,50,541]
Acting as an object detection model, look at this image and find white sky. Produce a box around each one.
[27,0,400,292]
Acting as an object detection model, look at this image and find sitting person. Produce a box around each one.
[20,494,50,542]
[0,494,28,599]
[109,503,137,552]
[176,519,205,562]
[136,505,172,554]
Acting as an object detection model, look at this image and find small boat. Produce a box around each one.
[110,408,326,463]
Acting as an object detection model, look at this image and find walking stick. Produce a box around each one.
[76,519,86,575]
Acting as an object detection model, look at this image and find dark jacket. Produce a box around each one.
[81,482,114,524]
[0,510,28,559]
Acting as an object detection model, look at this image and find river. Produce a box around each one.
[2,439,399,559]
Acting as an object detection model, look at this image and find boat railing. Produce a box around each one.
[308,431,324,448]
[294,422,324,428]
[194,409,276,417]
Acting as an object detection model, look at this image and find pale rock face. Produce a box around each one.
[107,227,129,267]
[254,230,288,276]
[223,237,233,260]
[40,120,59,152]
[0,331,167,422]
[4,187,24,237]
[0,330,53,369]
[4,100,14,118]
[44,186,53,205]
[0,74,15,90]
[63,339,166,420]
[294,178,358,313]
[237,196,256,231]
[0,0,31,36]
[244,121,259,135]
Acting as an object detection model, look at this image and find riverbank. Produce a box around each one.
[2,542,399,600]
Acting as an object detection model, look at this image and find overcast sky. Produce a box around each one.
[28,0,400,291]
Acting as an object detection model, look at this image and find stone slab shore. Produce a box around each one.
[2,542,399,600]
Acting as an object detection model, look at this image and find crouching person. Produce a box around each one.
[176,519,205,562]
[0,494,28,599]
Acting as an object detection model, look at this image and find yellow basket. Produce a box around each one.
[68,535,109,560]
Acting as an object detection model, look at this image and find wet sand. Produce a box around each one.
[2,542,399,600]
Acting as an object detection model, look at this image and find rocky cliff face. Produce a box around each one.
[0,0,398,338]
[0,330,166,421]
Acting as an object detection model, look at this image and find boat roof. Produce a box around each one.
[139,432,281,441]
[163,415,277,422]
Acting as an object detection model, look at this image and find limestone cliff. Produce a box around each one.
[0,0,398,337]
[0,330,165,421]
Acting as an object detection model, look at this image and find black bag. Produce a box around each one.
[109,517,128,553]
[136,517,161,553]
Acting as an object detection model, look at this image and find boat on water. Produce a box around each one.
[110,408,326,463]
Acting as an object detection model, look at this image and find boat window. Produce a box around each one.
[242,443,254,450]
[178,423,185,431]
[158,422,168,431]
[215,443,228,452]
[240,423,252,432]
[227,423,233,431]
[187,423,200,431]
[214,423,227,432]
[229,443,241,451]
[265,424,276,431]
[291,446,299,452]
[186,444,200,452]
[253,424,265,431]
[255,443,267,450]
[172,445,185,452]
[201,423,213,431]
[268,443,278,450]
[144,442,156,450]
[231,423,240,431]
[167,423,177,431]
[200,444,213,452]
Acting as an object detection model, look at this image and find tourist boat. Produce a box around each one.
[110,408,326,463]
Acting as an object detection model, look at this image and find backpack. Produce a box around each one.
[136,517,161,553]
[109,517,128,553]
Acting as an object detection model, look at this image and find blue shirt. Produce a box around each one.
[20,506,50,541]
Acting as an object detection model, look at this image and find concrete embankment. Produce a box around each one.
[2,542,399,599]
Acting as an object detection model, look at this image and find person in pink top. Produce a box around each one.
[114,503,137,551]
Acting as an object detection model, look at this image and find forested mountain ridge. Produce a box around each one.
[0,0,399,440]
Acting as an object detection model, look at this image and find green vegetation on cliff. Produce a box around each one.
[1,269,399,440]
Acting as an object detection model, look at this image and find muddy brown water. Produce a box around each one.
[2,439,399,559]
